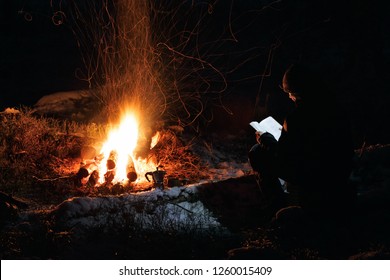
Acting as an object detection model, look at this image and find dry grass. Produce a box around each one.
[0,108,99,195]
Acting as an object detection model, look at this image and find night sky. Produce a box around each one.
[0,1,86,107]
[1,0,389,144]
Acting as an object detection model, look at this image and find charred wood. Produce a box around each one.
[126,156,137,182]
[106,150,118,170]
[76,167,90,179]
[87,170,100,188]
[104,170,115,184]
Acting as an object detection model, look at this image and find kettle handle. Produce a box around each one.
[145,172,152,182]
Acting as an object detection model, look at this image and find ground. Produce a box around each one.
[1,106,390,259]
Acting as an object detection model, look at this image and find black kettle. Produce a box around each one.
[145,166,166,189]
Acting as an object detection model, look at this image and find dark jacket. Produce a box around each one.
[276,100,353,185]
[259,98,355,214]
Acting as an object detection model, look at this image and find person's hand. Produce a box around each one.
[255,131,262,144]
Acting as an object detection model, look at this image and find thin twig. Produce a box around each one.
[168,202,194,214]
[32,175,73,182]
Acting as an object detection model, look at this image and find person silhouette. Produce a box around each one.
[249,63,355,222]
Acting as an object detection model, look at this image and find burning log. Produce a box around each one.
[127,171,137,182]
[75,165,90,187]
[104,170,115,184]
[106,150,118,170]
[126,156,137,182]
[76,167,90,180]
[87,170,100,188]
[75,161,99,187]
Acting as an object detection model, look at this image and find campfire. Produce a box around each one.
[76,112,162,191]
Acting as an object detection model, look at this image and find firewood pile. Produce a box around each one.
[71,128,206,195]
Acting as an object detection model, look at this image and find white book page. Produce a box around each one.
[249,116,282,141]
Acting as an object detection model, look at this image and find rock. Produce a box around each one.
[33,90,98,122]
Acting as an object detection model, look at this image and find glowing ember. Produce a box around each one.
[97,113,157,184]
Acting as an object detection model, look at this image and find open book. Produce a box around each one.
[249,116,282,141]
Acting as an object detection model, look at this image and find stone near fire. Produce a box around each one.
[33,90,97,121]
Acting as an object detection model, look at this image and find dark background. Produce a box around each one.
[1,0,389,145]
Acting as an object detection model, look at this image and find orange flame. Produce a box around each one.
[97,112,157,184]
[150,131,160,149]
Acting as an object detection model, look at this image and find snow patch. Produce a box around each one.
[52,184,221,233]
[33,90,96,121]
